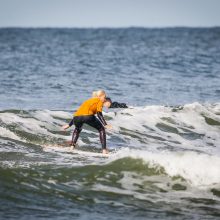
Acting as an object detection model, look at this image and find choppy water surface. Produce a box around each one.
[0,28,220,109]
[0,28,220,219]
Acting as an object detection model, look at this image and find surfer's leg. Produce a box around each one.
[71,127,82,146]
[86,116,106,149]
[99,127,106,149]
[71,116,83,147]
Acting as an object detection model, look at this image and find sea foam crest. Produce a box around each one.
[110,148,220,188]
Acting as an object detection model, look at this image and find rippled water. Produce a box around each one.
[0,28,220,109]
[0,28,220,220]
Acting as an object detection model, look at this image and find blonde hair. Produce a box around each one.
[92,90,106,98]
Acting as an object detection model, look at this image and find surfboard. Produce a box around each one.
[72,149,110,157]
[43,142,110,157]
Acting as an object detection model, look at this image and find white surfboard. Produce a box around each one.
[43,144,110,157]
[72,149,110,157]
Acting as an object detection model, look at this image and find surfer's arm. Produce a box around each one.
[69,118,74,127]
[97,101,112,129]
[97,112,107,126]
[62,118,74,130]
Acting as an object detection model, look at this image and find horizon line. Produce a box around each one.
[0,25,220,29]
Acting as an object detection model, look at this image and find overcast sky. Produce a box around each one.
[0,0,220,27]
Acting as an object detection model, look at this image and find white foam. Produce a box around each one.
[0,112,49,133]
[0,127,22,141]
[111,148,220,188]
[0,111,68,140]
[109,102,220,154]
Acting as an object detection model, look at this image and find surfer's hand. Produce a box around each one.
[62,124,69,130]
[102,149,109,154]
[105,124,112,130]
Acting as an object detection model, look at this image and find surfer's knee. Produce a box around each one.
[98,126,105,133]
[75,127,82,133]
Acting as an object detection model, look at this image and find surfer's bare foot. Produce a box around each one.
[62,124,69,130]
[105,124,112,130]
[102,149,109,154]
[70,143,76,151]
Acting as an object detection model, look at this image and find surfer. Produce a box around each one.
[62,90,112,154]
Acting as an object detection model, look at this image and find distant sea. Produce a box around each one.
[0,28,220,220]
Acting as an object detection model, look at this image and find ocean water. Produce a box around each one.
[0,28,220,220]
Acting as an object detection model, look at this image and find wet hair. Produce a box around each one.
[105,97,112,104]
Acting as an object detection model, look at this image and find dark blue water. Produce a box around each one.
[0,28,220,220]
[0,28,220,110]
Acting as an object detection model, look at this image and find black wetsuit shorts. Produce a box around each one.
[69,115,104,131]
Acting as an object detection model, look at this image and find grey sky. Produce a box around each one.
[0,0,220,27]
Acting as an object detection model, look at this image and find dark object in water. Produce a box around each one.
[110,102,128,108]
